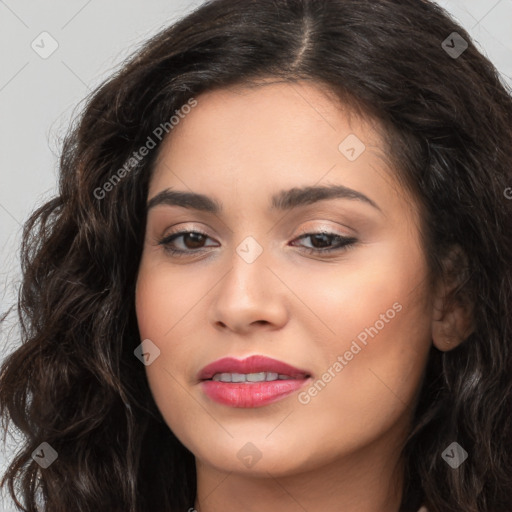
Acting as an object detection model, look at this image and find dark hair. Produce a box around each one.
[1,0,512,510]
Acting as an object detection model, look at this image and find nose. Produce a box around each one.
[208,242,289,335]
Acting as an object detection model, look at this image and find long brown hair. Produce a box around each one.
[1,1,512,510]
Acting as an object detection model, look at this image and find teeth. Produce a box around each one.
[246,372,266,382]
[211,372,291,382]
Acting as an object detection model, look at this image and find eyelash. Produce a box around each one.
[157,229,357,258]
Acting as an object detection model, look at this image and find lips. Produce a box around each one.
[198,355,311,381]
[198,355,312,408]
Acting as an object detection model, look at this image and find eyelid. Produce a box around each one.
[294,223,355,238]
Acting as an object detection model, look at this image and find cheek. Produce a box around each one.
[288,242,432,451]
[285,232,431,363]
[135,256,203,342]
[135,263,179,399]
[321,242,431,389]
[135,274,165,340]
[135,260,205,434]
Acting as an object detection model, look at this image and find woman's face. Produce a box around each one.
[135,80,434,476]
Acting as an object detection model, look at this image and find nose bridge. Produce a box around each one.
[223,233,271,303]
[209,231,288,331]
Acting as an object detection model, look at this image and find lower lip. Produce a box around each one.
[200,378,310,408]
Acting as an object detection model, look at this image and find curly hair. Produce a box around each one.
[1,0,512,510]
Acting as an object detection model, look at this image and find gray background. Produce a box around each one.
[1,1,511,510]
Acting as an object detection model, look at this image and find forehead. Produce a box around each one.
[155,80,382,159]
[148,80,412,221]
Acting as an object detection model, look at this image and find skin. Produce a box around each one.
[135,80,469,512]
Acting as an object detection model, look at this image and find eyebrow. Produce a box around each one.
[146,184,381,213]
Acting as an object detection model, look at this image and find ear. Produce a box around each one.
[431,246,474,351]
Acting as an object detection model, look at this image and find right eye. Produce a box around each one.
[158,230,219,257]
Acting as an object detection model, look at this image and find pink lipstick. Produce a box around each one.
[198,355,312,408]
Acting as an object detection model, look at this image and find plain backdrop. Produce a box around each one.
[1,1,511,510]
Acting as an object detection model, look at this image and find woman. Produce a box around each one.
[1,0,511,511]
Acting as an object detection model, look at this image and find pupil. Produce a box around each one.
[185,233,205,248]
[311,234,331,248]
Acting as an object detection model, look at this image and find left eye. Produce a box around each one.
[158,230,357,257]
[291,232,357,253]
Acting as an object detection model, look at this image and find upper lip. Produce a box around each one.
[198,355,311,380]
